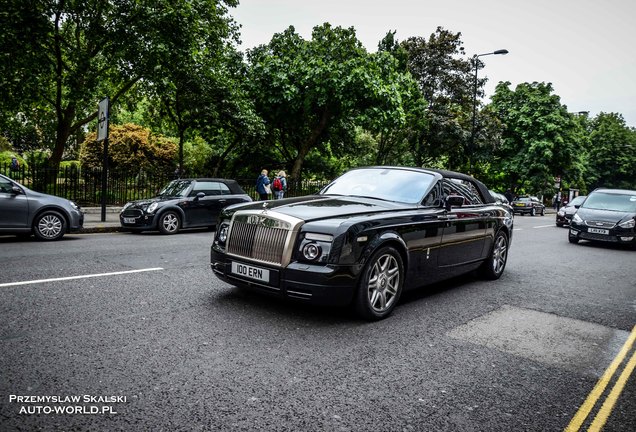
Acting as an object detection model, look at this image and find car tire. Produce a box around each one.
[530,208,536,216]
[158,211,181,234]
[568,233,579,244]
[540,207,545,216]
[33,210,66,241]
[354,246,404,321]
[556,223,563,228]
[479,230,509,280]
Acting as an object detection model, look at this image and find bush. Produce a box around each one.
[79,123,177,174]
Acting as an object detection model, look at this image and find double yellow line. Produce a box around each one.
[565,324,636,431]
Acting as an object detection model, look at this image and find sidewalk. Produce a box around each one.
[81,207,122,233]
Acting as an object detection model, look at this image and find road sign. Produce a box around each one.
[97,97,109,142]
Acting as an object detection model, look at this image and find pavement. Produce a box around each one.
[79,206,558,234]
[80,206,122,233]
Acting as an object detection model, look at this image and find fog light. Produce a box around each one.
[620,236,634,241]
[302,243,321,261]
[570,229,577,236]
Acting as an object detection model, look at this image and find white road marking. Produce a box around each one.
[0,268,164,288]
[533,224,556,229]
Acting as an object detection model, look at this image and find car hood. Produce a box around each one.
[226,195,407,222]
[124,197,177,209]
[576,207,636,224]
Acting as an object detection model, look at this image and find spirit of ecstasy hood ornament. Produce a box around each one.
[262,201,269,212]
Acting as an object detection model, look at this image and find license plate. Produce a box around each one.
[123,217,136,224]
[588,228,609,235]
[231,262,270,283]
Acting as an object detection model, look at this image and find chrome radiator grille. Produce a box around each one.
[227,222,288,264]
[225,210,304,267]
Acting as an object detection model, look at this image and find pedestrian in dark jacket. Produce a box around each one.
[256,169,271,201]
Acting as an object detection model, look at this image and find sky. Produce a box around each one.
[230,0,636,128]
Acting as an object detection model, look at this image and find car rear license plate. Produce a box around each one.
[231,261,270,283]
[588,228,609,235]
[123,217,136,224]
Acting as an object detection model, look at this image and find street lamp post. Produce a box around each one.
[470,49,508,174]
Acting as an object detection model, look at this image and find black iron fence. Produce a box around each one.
[0,163,330,206]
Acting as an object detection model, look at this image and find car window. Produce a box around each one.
[0,177,14,193]
[190,181,231,196]
[320,168,436,204]
[442,179,484,205]
[582,192,636,212]
[159,180,191,197]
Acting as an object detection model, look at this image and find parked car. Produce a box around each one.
[490,189,514,214]
[512,196,545,216]
[556,195,586,227]
[568,188,636,248]
[120,178,252,234]
[210,167,514,320]
[0,173,84,240]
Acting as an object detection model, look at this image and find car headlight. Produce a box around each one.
[618,219,635,229]
[299,233,333,262]
[217,224,229,243]
[572,214,583,224]
[146,202,158,213]
[69,201,79,211]
[557,210,565,216]
[122,202,132,211]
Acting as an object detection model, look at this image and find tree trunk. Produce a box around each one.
[290,108,330,180]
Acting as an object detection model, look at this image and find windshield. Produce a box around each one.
[320,168,436,204]
[581,192,636,212]
[568,196,586,206]
[158,180,192,197]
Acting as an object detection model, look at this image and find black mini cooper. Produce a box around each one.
[120,178,251,234]
[210,167,514,320]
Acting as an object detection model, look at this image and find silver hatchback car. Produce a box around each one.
[0,173,84,240]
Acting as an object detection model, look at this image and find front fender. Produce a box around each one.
[359,230,409,270]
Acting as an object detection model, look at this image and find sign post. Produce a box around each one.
[97,97,110,222]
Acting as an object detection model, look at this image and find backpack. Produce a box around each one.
[272,177,283,192]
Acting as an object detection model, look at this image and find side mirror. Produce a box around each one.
[195,192,205,200]
[11,186,23,195]
[445,195,464,211]
[574,205,580,209]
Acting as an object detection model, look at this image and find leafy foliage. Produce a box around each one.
[79,124,177,173]
[488,82,585,195]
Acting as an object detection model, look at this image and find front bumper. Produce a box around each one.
[119,213,157,231]
[210,248,358,306]
[69,210,84,232]
[569,223,636,245]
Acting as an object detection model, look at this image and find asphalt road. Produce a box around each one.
[0,215,634,431]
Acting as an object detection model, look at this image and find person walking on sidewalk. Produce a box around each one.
[272,171,287,199]
[256,169,271,201]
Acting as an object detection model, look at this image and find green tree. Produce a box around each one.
[488,81,585,195]
[0,0,238,173]
[246,23,407,179]
[400,27,475,170]
[586,113,636,190]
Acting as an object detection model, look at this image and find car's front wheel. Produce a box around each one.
[568,233,579,244]
[540,207,545,216]
[158,211,181,234]
[479,230,509,280]
[33,211,66,241]
[354,246,404,321]
[530,207,536,216]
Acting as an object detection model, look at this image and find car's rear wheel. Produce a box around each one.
[158,211,180,234]
[354,246,404,321]
[479,230,509,280]
[33,211,66,241]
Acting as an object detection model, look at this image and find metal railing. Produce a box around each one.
[0,163,330,206]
